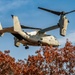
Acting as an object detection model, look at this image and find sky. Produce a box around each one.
[0,0,75,61]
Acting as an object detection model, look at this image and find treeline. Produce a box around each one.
[0,41,75,75]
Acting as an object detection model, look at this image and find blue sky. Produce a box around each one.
[0,0,75,61]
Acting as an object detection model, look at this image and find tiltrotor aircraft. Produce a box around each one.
[0,7,75,49]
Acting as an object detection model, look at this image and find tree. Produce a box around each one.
[0,41,75,75]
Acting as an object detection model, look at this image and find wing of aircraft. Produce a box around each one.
[21,25,41,30]
[0,24,59,36]
[38,25,59,34]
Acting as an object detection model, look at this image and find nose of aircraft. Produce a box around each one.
[56,40,60,46]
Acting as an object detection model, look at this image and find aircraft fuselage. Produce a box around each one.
[17,30,60,47]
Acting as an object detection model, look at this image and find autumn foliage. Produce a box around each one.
[0,41,75,75]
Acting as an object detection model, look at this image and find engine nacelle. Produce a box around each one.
[14,37,20,47]
[59,16,69,36]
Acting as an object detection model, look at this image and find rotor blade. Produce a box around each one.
[64,10,75,15]
[21,25,41,30]
[38,7,61,16]
[38,25,59,34]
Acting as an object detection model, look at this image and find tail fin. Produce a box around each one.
[0,23,4,36]
[12,15,22,32]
